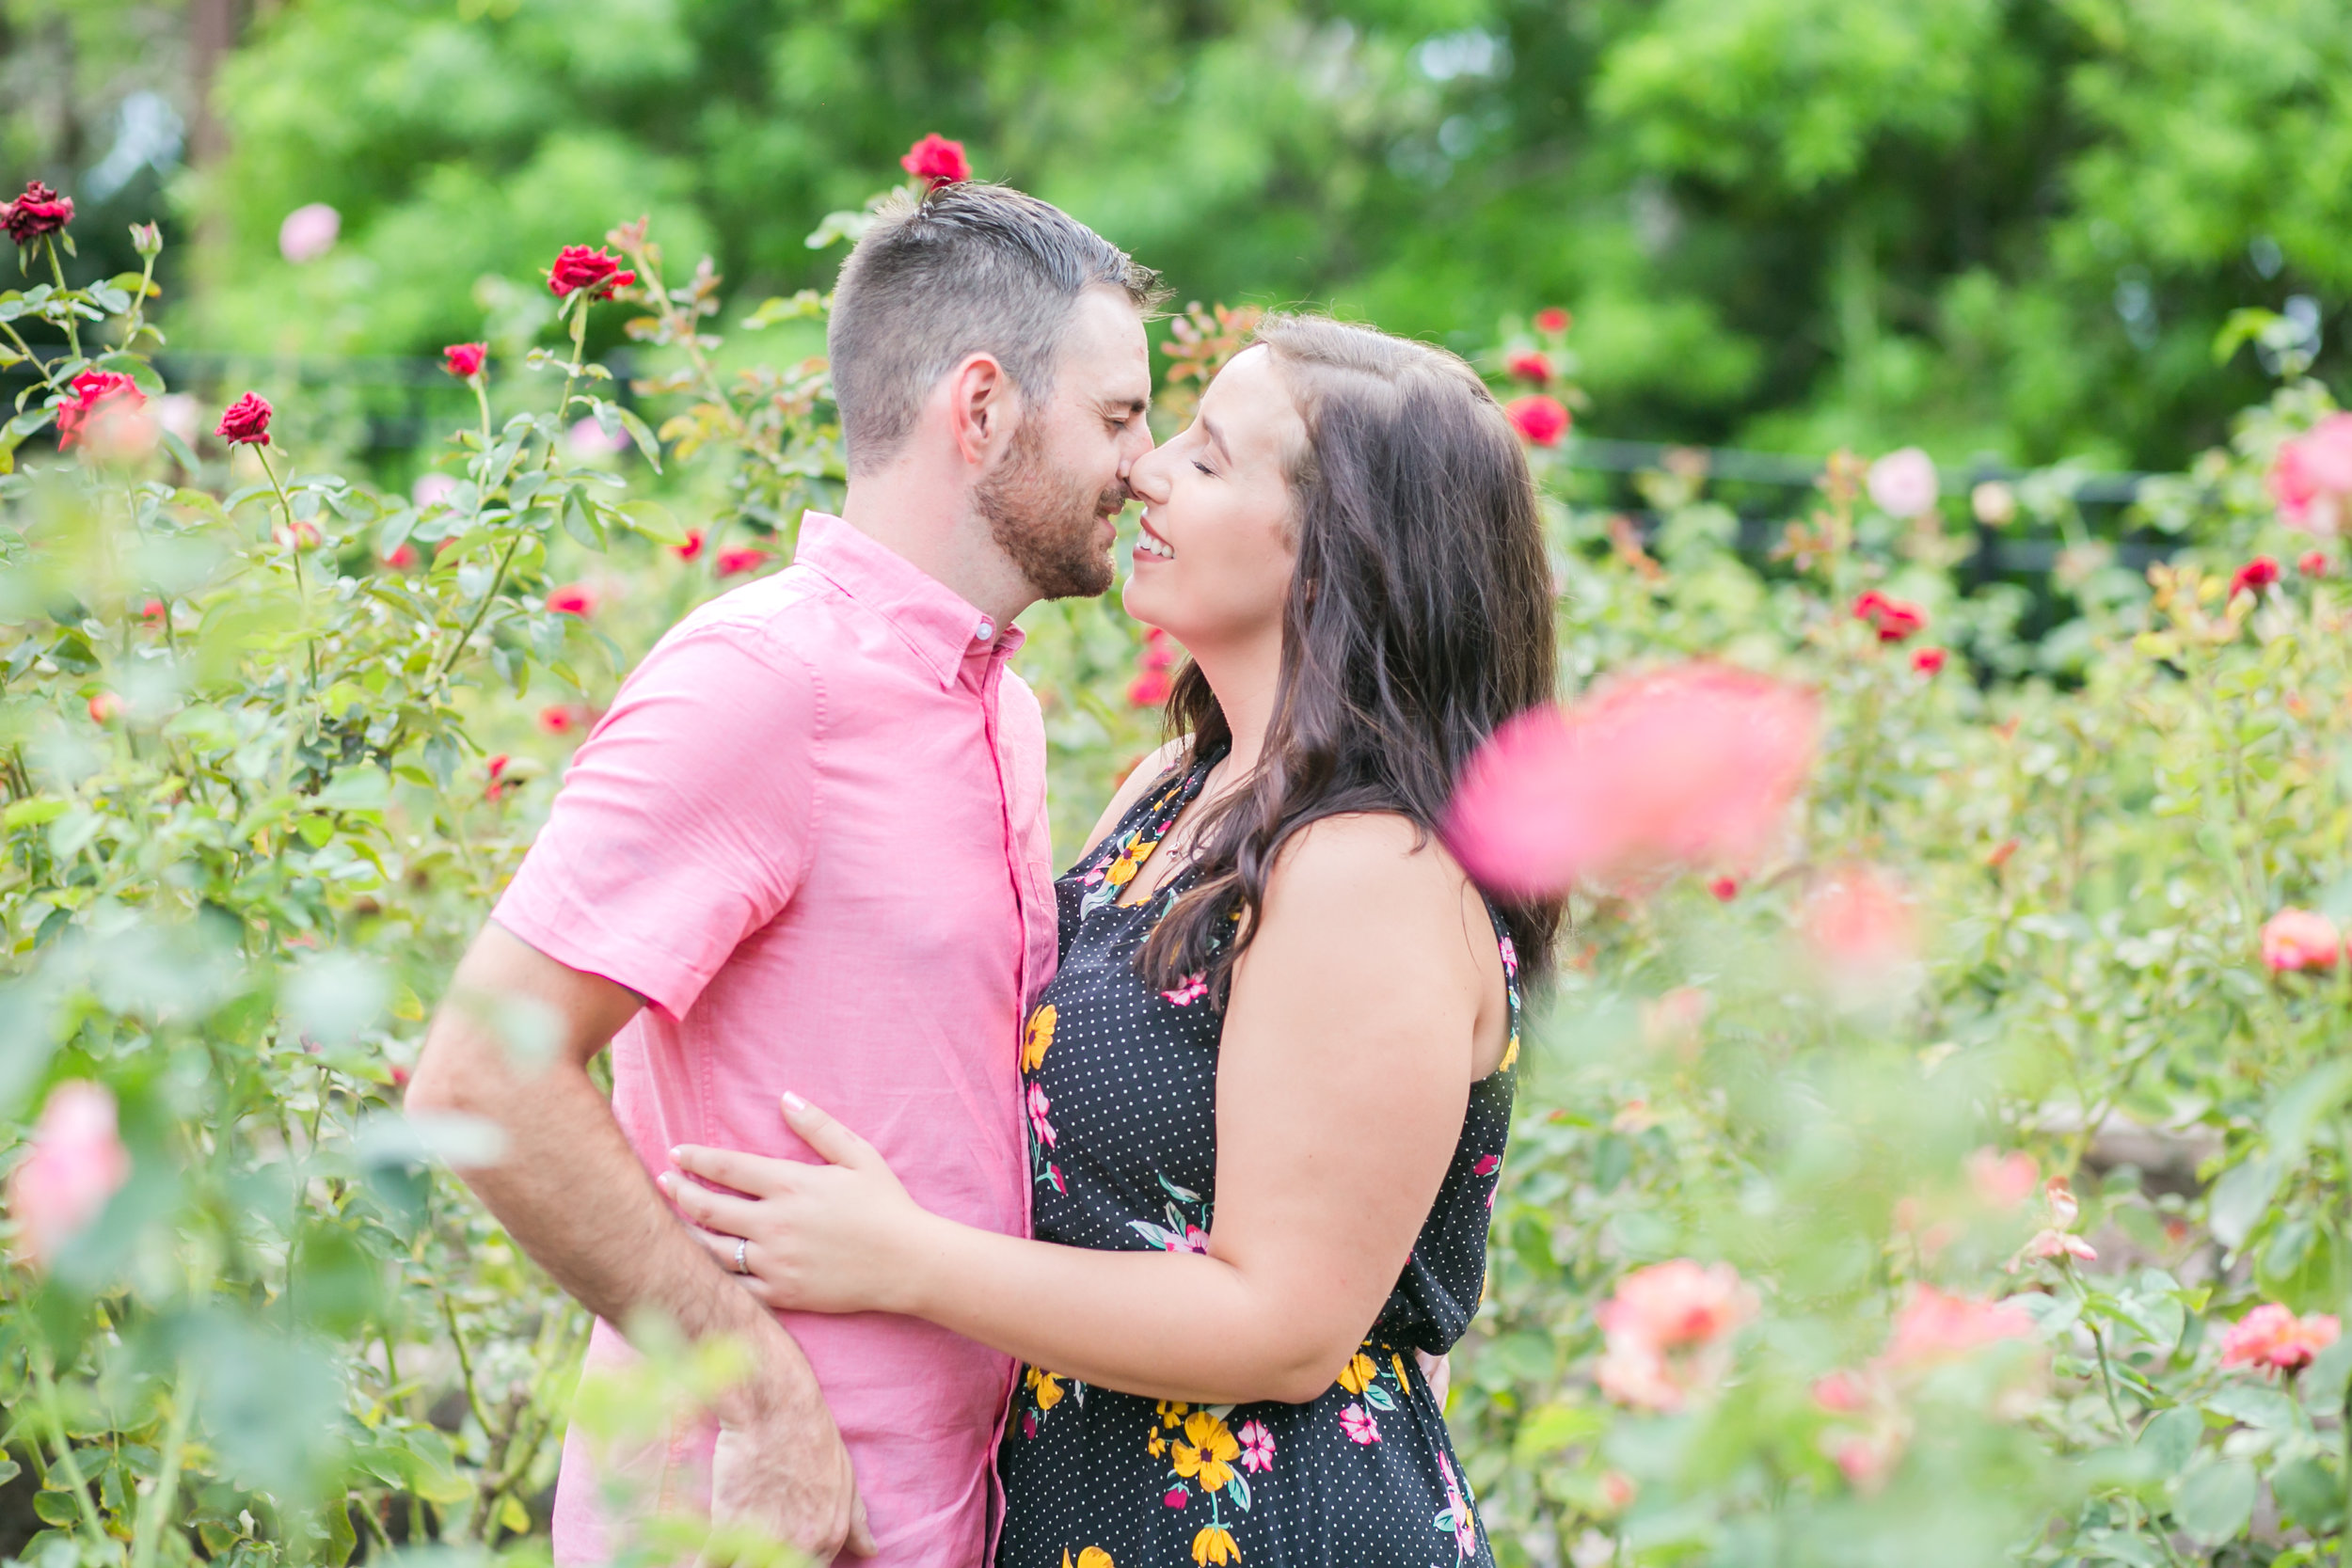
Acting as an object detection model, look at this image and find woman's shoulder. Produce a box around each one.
[1263,811,1470,920]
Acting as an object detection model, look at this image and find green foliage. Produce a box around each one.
[181,0,2352,470]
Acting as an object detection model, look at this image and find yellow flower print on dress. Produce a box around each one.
[1060,1550,1114,1568]
[1170,1411,1241,1493]
[1027,1366,1066,1411]
[1336,1353,1378,1396]
[1191,1526,1240,1565]
[1023,1004,1057,1072]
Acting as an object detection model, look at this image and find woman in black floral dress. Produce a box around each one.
[671,315,1559,1566]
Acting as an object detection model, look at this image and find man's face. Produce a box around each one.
[976,288,1153,600]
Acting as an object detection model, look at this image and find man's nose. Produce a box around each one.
[1119,419,1157,481]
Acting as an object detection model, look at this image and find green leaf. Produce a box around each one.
[2272,1457,2343,1532]
[614,498,689,546]
[612,404,664,470]
[562,495,606,550]
[742,290,824,329]
[31,1490,80,1528]
[2203,1384,2300,1431]
[93,352,165,396]
[2209,1155,2282,1252]
[2135,1405,2201,1477]
[314,766,390,812]
[1514,1402,1607,1463]
[3,795,69,830]
[2173,1456,2256,1545]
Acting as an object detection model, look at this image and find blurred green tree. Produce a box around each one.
[73,0,2352,468]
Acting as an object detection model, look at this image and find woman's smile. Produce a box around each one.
[1135,512,1176,561]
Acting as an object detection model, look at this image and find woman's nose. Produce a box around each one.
[1127,441,1171,503]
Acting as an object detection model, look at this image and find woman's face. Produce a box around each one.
[1122,345,1305,657]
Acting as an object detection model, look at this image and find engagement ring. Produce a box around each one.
[733,1238,749,1275]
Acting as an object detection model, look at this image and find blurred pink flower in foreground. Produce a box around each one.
[1883,1286,2036,1370]
[2261,907,2342,973]
[567,417,630,459]
[1802,863,1918,1002]
[278,203,340,264]
[8,1081,132,1267]
[413,473,459,510]
[1966,1148,2039,1209]
[2220,1303,2340,1375]
[1867,447,1939,517]
[2269,413,2352,535]
[1444,662,1818,896]
[1594,1259,1756,1412]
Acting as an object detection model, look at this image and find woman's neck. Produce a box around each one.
[1193,634,1281,782]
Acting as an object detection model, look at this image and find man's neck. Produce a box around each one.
[838,469,1036,633]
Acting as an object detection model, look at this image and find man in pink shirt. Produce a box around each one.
[406,182,1162,1565]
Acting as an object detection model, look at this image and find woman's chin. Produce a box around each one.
[1120,575,1169,627]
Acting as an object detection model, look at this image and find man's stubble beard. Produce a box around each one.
[976,415,1124,601]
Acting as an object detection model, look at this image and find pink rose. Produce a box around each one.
[215,391,273,447]
[1867,447,1939,518]
[2230,556,2281,599]
[1534,307,1570,335]
[381,544,418,571]
[2300,549,2329,577]
[87,691,121,724]
[1882,1285,2035,1369]
[442,342,486,378]
[3,180,73,247]
[1965,1148,2038,1209]
[7,1081,132,1267]
[547,583,598,617]
[1504,393,1570,447]
[900,134,972,187]
[2269,414,2352,534]
[278,203,340,263]
[1444,662,1818,896]
[1803,863,1918,999]
[1709,876,1739,901]
[715,546,770,578]
[1852,590,1928,643]
[1597,1259,1756,1350]
[674,530,706,562]
[1911,645,1947,675]
[1126,670,1172,707]
[1506,350,1552,386]
[2220,1303,2341,1375]
[547,245,637,300]
[2262,907,2343,973]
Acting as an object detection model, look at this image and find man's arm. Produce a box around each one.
[405,921,873,1558]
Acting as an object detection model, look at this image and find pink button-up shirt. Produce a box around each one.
[493,514,1057,1567]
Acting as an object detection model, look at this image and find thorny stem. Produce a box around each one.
[43,235,82,360]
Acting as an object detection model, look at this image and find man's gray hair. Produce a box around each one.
[828,182,1167,476]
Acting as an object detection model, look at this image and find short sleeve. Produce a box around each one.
[492,623,819,1021]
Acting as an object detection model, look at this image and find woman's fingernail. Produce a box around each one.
[782,1090,808,1114]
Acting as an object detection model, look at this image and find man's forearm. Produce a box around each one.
[411,1026,819,1418]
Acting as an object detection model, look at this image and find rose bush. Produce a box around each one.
[7,142,2352,1568]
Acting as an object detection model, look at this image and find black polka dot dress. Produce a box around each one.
[995,750,1520,1568]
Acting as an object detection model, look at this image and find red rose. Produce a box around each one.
[674,529,706,562]
[87,691,121,724]
[1139,626,1178,671]
[1505,394,1570,448]
[900,134,972,188]
[443,342,486,378]
[2230,555,2281,598]
[537,703,594,735]
[55,371,144,451]
[3,181,73,247]
[1851,591,1927,643]
[1506,350,1552,386]
[271,519,321,550]
[1709,876,1739,901]
[2300,549,2329,578]
[715,546,769,578]
[547,245,637,301]
[1126,670,1172,707]
[547,582,598,616]
[1534,307,1570,335]
[215,391,273,446]
[381,544,418,570]
[1912,646,1947,675]
[141,599,166,623]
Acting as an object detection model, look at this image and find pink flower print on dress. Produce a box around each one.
[1161,972,1209,1006]
[1025,1082,1057,1149]
[1438,1453,1478,1558]
[1473,1154,1502,1178]
[1236,1419,1275,1473]
[1339,1404,1381,1445]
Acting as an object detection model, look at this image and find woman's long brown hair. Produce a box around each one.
[1138,313,1563,1003]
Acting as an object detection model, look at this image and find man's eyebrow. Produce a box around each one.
[1099,391,1151,416]
[1200,414,1232,463]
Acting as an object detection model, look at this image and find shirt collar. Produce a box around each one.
[793,512,1023,688]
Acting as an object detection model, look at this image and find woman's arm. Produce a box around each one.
[663,814,1504,1405]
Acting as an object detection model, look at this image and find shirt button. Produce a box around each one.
[975,619,995,642]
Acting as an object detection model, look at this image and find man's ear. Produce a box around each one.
[946,352,1017,467]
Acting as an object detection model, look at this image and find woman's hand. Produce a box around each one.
[658,1092,935,1317]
